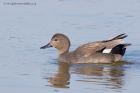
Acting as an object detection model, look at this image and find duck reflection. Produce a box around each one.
[46,61,128,90]
[47,62,70,88]
[71,62,126,90]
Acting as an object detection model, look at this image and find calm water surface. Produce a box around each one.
[0,0,140,93]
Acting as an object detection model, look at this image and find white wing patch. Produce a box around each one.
[103,49,112,53]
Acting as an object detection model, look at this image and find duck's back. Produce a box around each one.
[74,39,122,57]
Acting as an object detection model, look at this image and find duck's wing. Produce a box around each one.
[74,33,128,57]
[74,41,106,57]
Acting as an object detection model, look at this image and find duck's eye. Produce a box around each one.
[54,39,58,41]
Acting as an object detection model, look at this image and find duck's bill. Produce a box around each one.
[40,43,52,49]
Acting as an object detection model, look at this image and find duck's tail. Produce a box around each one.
[103,33,128,42]
[111,43,131,56]
[111,33,128,40]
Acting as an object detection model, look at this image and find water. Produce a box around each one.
[0,0,140,93]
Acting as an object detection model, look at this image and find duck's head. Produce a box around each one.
[40,33,71,54]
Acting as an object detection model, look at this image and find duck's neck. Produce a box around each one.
[59,36,71,55]
[58,47,69,55]
[58,50,70,63]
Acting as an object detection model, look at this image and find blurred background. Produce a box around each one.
[0,0,140,93]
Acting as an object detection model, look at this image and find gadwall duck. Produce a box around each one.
[40,33,131,63]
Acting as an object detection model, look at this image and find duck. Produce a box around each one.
[40,33,131,63]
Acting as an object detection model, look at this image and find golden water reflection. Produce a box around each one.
[72,62,126,90]
[47,62,70,88]
[46,61,129,90]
